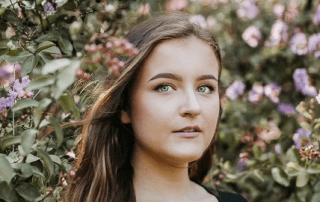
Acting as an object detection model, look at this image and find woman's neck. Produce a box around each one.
[131,144,199,202]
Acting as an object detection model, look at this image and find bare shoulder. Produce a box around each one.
[191,182,219,202]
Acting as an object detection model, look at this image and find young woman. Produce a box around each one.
[65,13,248,202]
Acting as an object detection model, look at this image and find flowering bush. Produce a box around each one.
[0,0,320,202]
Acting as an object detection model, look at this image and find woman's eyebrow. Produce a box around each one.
[148,73,218,82]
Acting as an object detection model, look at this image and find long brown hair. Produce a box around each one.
[64,12,222,202]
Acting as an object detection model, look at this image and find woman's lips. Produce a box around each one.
[173,132,200,138]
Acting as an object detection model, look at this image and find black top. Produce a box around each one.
[198,184,248,202]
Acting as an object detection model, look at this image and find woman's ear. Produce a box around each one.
[121,109,131,124]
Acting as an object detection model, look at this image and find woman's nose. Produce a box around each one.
[179,91,201,117]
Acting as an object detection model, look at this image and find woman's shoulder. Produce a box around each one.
[199,184,248,202]
[215,189,248,202]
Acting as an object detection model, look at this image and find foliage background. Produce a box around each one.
[0,0,320,201]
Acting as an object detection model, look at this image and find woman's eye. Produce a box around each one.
[154,84,174,92]
[197,85,214,94]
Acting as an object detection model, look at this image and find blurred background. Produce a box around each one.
[0,0,320,201]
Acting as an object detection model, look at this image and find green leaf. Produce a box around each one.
[49,155,62,165]
[296,169,309,187]
[0,136,21,150]
[311,193,320,202]
[21,55,37,77]
[252,145,261,159]
[0,181,18,202]
[20,163,33,178]
[21,129,38,155]
[297,185,312,202]
[37,51,55,66]
[307,163,320,174]
[54,60,80,99]
[286,147,300,163]
[300,122,312,132]
[26,154,40,164]
[5,50,31,63]
[15,182,41,201]
[271,167,290,187]
[48,117,64,148]
[59,91,75,112]
[285,162,303,177]
[42,46,61,55]
[296,104,312,119]
[36,41,56,53]
[26,75,55,91]
[11,99,39,112]
[58,38,73,54]
[38,98,52,109]
[35,148,54,180]
[42,58,71,75]
[0,155,15,184]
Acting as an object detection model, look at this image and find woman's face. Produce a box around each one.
[121,36,220,165]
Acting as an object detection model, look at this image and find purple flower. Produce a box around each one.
[242,25,262,48]
[189,15,207,29]
[44,2,55,14]
[0,90,18,111]
[13,76,32,98]
[265,20,288,46]
[293,128,311,149]
[237,159,247,171]
[293,68,317,96]
[313,5,320,26]
[226,80,246,100]
[248,84,264,103]
[237,0,259,21]
[293,68,309,91]
[301,85,317,97]
[274,143,282,154]
[290,33,308,55]
[308,33,320,58]
[264,83,281,103]
[277,103,296,115]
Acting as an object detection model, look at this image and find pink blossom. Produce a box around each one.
[236,0,259,21]
[258,122,281,143]
[264,83,281,103]
[248,84,264,103]
[273,4,285,18]
[137,4,150,15]
[206,16,218,29]
[242,25,262,48]
[189,15,207,29]
[166,0,188,11]
[316,90,320,104]
[265,20,288,46]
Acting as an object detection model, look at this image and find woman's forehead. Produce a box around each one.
[139,37,219,79]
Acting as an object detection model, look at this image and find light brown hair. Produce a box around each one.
[64,12,222,202]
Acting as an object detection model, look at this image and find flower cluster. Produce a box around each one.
[277,103,296,115]
[248,84,263,103]
[293,68,317,96]
[299,145,320,160]
[226,80,246,100]
[0,76,32,111]
[84,37,138,77]
[265,20,289,47]
[308,33,320,58]
[236,0,259,21]
[264,83,281,103]
[242,25,261,48]
[189,15,207,29]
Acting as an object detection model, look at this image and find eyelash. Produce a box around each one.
[154,83,215,94]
